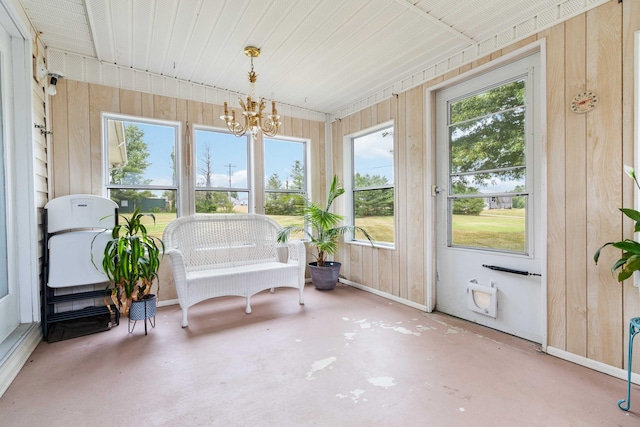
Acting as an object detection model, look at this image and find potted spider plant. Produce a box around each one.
[93,207,164,325]
[277,175,374,290]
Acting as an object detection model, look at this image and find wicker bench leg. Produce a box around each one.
[299,286,304,305]
[182,308,189,328]
[245,296,252,314]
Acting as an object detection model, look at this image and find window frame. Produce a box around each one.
[262,135,310,235]
[102,112,182,215]
[192,125,252,214]
[445,73,531,255]
[344,121,396,249]
[263,136,309,196]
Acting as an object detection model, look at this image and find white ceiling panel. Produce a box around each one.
[145,1,180,74]
[20,0,608,115]
[110,0,134,66]
[130,0,155,71]
[84,0,112,61]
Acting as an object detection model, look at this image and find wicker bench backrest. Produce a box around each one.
[163,214,282,270]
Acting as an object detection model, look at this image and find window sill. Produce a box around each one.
[346,240,395,251]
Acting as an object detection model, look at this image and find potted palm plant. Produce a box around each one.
[93,207,164,331]
[277,175,374,290]
[594,165,640,282]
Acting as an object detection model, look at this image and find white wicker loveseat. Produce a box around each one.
[163,214,306,327]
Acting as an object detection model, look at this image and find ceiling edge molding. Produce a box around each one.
[46,48,327,123]
[331,0,610,121]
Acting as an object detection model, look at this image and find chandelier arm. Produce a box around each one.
[231,125,247,137]
[260,117,280,137]
[262,126,278,138]
[234,115,250,137]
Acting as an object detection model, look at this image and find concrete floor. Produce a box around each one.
[1,284,639,427]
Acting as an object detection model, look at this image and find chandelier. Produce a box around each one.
[220,46,281,138]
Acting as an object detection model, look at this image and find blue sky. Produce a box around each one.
[122,121,395,195]
[129,122,176,187]
[353,126,394,184]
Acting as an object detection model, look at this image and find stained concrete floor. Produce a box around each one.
[1,284,639,427]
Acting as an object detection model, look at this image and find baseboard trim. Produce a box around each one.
[547,346,640,385]
[339,278,428,312]
[157,298,179,307]
[0,323,41,398]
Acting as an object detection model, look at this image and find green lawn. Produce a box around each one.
[117,212,176,239]
[452,209,525,251]
[129,208,525,251]
[354,209,524,249]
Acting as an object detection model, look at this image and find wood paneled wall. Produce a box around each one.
[51,84,326,201]
[332,0,640,372]
[50,83,326,300]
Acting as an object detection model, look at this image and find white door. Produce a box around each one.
[0,23,17,343]
[434,53,544,343]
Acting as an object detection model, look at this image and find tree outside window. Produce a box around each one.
[105,117,178,238]
[264,138,306,233]
[447,78,527,252]
[194,128,250,214]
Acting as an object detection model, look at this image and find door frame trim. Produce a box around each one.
[2,0,38,325]
[424,39,548,350]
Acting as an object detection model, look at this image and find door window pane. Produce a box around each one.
[450,197,526,252]
[447,78,528,253]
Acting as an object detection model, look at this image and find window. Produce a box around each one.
[263,138,307,231]
[447,78,527,252]
[194,128,250,214]
[103,115,179,238]
[351,124,395,244]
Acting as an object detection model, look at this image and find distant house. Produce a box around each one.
[487,196,512,210]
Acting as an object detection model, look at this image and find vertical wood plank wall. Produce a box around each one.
[50,83,325,300]
[331,0,640,371]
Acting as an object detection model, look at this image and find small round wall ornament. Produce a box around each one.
[571,91,598,113]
